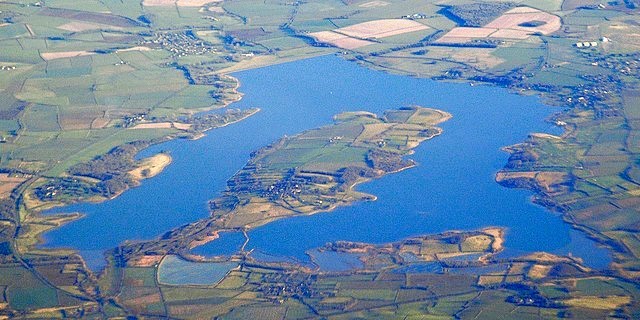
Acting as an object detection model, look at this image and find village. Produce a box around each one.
[142,30,219,58]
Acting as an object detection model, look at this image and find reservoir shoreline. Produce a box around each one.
[40,55,611,270]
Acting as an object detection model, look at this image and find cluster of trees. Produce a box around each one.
[65,141,151,198]
[69,142,147,180]
[187,108,258,132]
[33,177,98,201]
[366,149,413,173]
[34,173,132,202]
[0,199,17,219]
[440,2,516,27]
[336,166,377,192]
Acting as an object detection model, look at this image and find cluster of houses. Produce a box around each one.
[597,52,640,75]
[34,178,83,201]
[564,73,619,111]
[122,113,146,127]
[401,13,428,19]
[39,186,58,199]
[574,37,610,49]
[265,175,305,200]
[0,66,16,71]
[143,32,218,58]
[257,274,319,305]
[574,41,598,48]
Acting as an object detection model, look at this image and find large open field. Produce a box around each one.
[143,0,223,6]
[309,19,430,49]
[437,6,561,44]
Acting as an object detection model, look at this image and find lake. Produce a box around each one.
[43,55,611,270]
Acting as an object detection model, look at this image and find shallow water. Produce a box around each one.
[309,250,365,272]
[43,55,611,270]
[157,255,237,286]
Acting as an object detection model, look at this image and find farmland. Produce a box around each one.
[110,227,640,319]
[309,19,430,49]
[0,0,639,318]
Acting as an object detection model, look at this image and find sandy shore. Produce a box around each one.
[128,153,172,180]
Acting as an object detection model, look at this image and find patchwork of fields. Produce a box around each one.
[0,0,639,318]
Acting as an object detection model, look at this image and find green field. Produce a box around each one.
[0,0,640,317]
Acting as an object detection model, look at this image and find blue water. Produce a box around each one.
[157,255,237,285]
[42,55,611,270]
[309,250,364,272]
[190,231,245,257]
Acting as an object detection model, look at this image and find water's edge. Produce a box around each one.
[42,55,611,270]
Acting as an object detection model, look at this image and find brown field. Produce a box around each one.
[563,296,631,310]
[126,293,162,307]
[142,0,175,6]
[337,19,429,39]
[130,122,191,130]
[143,0,221,6]
[495,171,536,181]
[616,196,640,208]
[57,22,109,32]
[521,252,579,265]
[327,37,374,50]
[478,275,504,286]
[59,110,107,130]
[0,174,27,199]
[310,19,428,49]
[309,31,374,49]
[172,122,191,130]
[116,46,152,53]
[188,232,220,249]
[359,0,389,8]
[440,27,497,39]
[38,7,140,28]
[40,51,95,61]
[488,28,531,39]
[485,8,562,35]
[574,203,618,220]
[130,122,171,129]
[169,304,219,317]
[601,23,640,51]
[90,117,110,129]
[228,28,269,41]
[130,255,164,267]
[355,123,393,142]
[496,170,568,193]
[438,7,561,44]
[535,171,568,190]
[506,6,544,14]
[178,0,222,6]
[436,27,497,43]
[527,264,552,278]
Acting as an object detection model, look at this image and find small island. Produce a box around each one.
[119,106,451,262]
